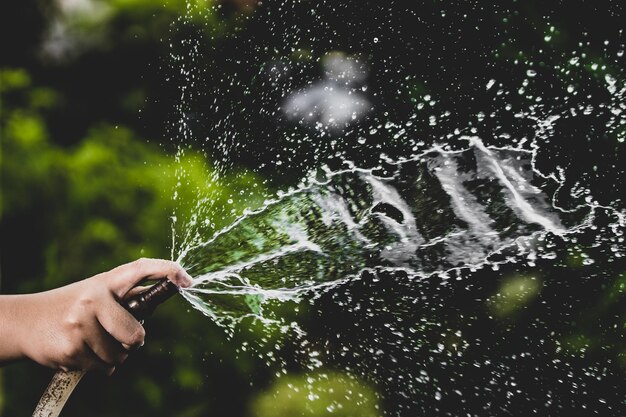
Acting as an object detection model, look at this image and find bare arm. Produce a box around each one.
[0,258,192,374]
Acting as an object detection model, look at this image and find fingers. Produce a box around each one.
[84,317,129,368]
[65,302,134,375]
[96,298,145,350]
[105,258,193,298]
[82,343,117,375]
[57,341,115,375]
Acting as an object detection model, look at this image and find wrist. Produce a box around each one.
[0,294,30,363]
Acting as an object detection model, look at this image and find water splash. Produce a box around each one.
[177,137,605,325]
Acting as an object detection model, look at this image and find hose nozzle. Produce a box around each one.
[124,279,180,320]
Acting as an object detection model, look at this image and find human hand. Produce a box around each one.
[0,258,192,374]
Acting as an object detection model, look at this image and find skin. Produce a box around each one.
[0,258,192,375]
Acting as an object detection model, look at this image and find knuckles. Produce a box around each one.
[63,295,96,332]
[59,341,82,364]
[64,314,84,332]
[77,295,95,309]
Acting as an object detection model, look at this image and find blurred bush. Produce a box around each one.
[251,372,380,417]
[1,67,257,288]
[488,274,542,318]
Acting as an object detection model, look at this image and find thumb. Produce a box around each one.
[103,258,193,299]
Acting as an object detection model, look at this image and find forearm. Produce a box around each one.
[0,294,28,364]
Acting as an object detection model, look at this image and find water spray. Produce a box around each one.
[32,279,181,417]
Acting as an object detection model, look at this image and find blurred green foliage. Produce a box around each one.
[1,67,238,286]
[252,372,380,417]
[488,274,542,318]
